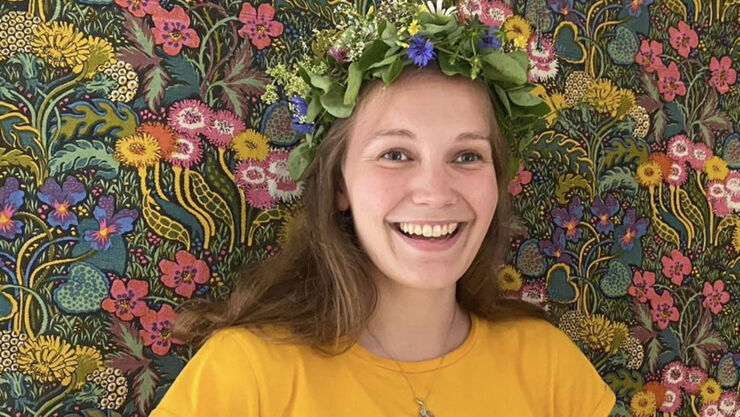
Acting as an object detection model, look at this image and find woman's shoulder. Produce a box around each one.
[478,313,578,356]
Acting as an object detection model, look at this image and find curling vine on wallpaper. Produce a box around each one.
[0,0,739,416]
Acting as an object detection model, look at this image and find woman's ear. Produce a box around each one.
[336,180,350,211]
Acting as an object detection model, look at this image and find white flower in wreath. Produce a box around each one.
[424,0,457,16]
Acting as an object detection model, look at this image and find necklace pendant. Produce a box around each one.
[415,398,435,417]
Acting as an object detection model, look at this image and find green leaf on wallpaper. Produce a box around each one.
[142,195,191,250]
[657,328,681,367]
[554,173,590,205]
[603,369,644,399]
[53,262,110,314]
[48,140,120,180]
[121,8,156,55]
[696,89,732,147]
[602,137,649,168]
[0,147,40,180]
[52,99,138,143]
[134,367,159,415]
[220,44,268,118]
[0,101,43,161]
[141,66,170,113]
[598,166,638,196]
[162,55,201,107]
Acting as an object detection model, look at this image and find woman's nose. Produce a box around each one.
[408,163,459,207]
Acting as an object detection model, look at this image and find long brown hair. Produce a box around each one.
[172,66,551,355]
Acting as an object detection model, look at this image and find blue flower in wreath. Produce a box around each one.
[0,177,24,240]
[37,176,87,231]
[406,35,436,67]
[538,228,574,265]
[84,195,139,251]
[550,196,583,242]
[616,208,648,250]
[590,194,619,234]
[288,95,315,135]
[478,28,502,51]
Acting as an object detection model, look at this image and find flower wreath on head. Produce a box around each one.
[261,0,551,182]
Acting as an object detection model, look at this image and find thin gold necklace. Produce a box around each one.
[365,307,458,417]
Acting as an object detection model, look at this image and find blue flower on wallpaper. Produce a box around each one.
[0,177,25,240]
[84,195,139,251]
[616,208,649,250]
[539,228,575,265]
[551,196,583,242]
[37,176,87,231]
[591,194,619,234]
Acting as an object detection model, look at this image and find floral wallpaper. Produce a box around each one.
[0,0,739,416]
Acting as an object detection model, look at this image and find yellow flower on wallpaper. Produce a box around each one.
[30,21,90,72]
[615,88,636,120]
[733,225,740,252]
[496,265,523,292]
[72,345,104,389]
[578,314,614,352]
[585,79,621,117]
[703,156,729,181]
[503,16,530,49]
[115,133,162,169]
[84,36,116,79]
[17,335,78,385]
[231,129,270,161]
[610,321,629,353]
[700,378,721,402]
[636,160,662,188]
[629,390,657,417]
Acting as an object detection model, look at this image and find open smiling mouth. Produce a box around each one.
[389,222,466,241]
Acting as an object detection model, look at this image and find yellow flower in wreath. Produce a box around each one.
[17,335,78,385]
[30,21,90,72]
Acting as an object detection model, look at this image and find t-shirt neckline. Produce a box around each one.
[347,311,480,373]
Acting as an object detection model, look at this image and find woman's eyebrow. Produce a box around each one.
[366,128,490,144]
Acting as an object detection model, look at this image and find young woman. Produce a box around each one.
[148,64,616,416]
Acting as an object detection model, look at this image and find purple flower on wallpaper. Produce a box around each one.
[624,0,653,17]
[551,196,583,242]
[538,228,575,265]
[37,176,87,231]
[616,208,649,250]
[548,0,573,15]
[84,195,139,251]
[590,194,619,234]
[0,177,24,240]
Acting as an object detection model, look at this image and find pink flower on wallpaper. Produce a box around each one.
[238,3,284,50]
[235,159,277,209]
[649,290,680,330]
[711,196,732,217]
[234,150,303,209]
[101,279,150,321]
[628,270,656,304]
[204,110,246,148]
[151,6,200,56]
[709,56,737,94]
[683,367,707,395]
[661,361,688,387]
[658,384,682,413]
[508,161,532,196]
[665,161,688,186]
[114,0,158,17]
[657,62,686,102]
[661,249,692,286]
[159,250,210,298]
[687,142,713,170]
[668,21,698,58]
[635,39,663,73]
[718,391,738,416]
[479,0,512,28]
[163,134,203,169]
[666,134,692,163]
[139,304,182,356]
[168,99,213,135]
[702,280,730,314]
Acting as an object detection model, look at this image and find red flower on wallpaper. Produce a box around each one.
[114,0,158,18]
[159,250,210,298]
[101,279,151,321]
[507,161,532,196]
[139,304,183,356]
[702,280,730,314]
[634,39,663,73]
[151,5,200,56]
[628,270,656,304]
[709,56,737,95]
[238,2,284,50]
[668,21,698,58]
[661,249,692,286]
[649,290,680,330]
[657,62,686,102]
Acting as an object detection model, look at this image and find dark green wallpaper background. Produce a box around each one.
[1,0,739,416]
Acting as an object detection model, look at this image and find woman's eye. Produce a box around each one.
[456,152,483,163]
[381,150,409,161]
[380,150,483,163]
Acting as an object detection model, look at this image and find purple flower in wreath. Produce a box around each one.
[551,196,583,242]
[0,177,24,240]
[288,96,315,135]
[478,28,502,51]
[590,194,619,234]
[538,228,574,265]
[83,195,139,251]
[406,35,436,67]
[37,176,87,231]
[616,208,649,250]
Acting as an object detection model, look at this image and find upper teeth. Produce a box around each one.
[399,222,459,237]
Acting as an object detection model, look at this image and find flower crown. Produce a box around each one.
[261,0,551,181]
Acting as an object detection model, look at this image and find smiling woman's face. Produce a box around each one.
[336,70,500,291]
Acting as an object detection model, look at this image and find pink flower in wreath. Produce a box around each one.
[159,250,210,298]
[668,21,698,58]
[709,56,737,95]
[657,62,686,102]
[114,0,158,18]
[635,39,663,73]
[507,161,532,196]
[139,304,182,356]
[649,290,679,330]
[702,280,730,314]
[150,6,200,56]
[238,3,284,50]
[661,249,692,286]
[101,279,150,321]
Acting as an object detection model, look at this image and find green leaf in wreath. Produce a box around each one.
[321,82,355,118]
[288,141,316,181]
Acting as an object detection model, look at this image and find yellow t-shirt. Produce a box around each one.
[149,313,616,417]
